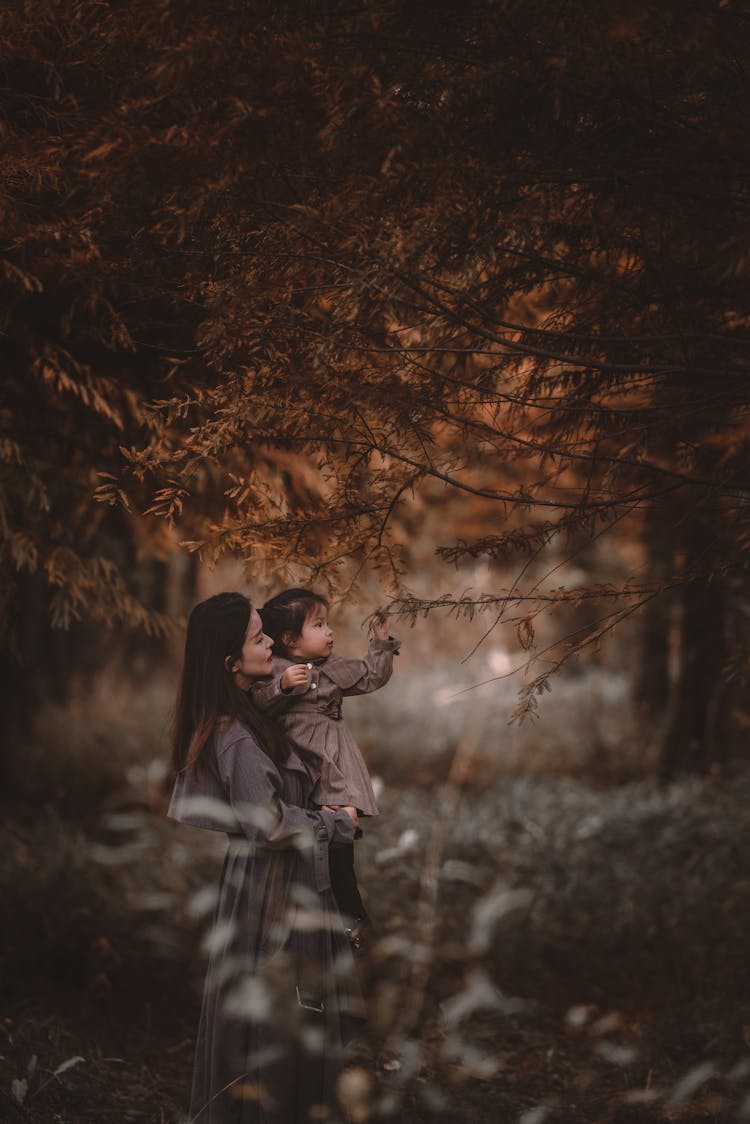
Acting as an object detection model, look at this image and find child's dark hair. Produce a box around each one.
[260,588,328,659]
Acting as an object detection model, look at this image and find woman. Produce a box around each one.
[169,592,363,1123]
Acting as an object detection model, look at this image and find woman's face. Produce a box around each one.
[230,609,274,688]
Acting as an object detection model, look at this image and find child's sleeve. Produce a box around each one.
[322,635,401,697]
[249,665,312,715]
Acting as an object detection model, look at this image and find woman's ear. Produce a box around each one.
[225,654,237,674]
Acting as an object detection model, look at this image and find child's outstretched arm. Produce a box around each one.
[322,614,400,697]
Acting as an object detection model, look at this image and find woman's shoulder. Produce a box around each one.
[214,715,263,755]
[215,716,309,783]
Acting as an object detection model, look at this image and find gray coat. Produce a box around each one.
[168,718,362,1123]
[249,635,400,816]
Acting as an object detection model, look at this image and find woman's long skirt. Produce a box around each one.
[188,831,362,1123]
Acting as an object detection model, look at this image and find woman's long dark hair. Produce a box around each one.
[172,592,290,774]
[260,588,328,659]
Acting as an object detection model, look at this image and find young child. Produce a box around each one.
[251,588,400,946]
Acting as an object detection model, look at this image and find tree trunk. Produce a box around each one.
[659,570,725,779]
[0,556,196,801]
[0,651,35,796]
[636,508,675,722]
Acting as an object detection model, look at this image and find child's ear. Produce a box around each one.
[282,632,297,651]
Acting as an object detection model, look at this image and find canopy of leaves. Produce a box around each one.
[2,0,748,666]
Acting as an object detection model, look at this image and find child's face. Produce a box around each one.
[286,602,333,661]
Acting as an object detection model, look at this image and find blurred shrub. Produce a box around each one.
[351,659,643,786]
[5,671,176,817]
[2,663,750,1119]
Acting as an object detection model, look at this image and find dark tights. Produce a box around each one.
[328,842,367,922]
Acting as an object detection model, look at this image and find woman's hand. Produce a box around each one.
[324,804,358,827]
[281,663,311,692]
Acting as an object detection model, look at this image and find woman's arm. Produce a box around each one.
[217,733,356,847]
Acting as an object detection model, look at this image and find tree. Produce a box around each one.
[3,0,749,776]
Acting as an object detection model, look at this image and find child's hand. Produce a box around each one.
[371,612,389,641]
[281,663,311,692]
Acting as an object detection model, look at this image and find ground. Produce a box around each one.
[2,766,750,1123]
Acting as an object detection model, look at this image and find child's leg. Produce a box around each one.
[328,841,368,923]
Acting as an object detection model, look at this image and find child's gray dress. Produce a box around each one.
[250,635,400,816]
[168,717,363,1123]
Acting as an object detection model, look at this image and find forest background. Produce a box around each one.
[2,0,750,1121]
